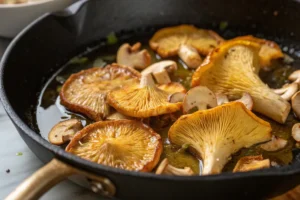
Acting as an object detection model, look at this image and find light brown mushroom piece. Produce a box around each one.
[233,155,270,172]
[168,92,185,103]
[216,93,229,105]
[182,86,217,113]
[292,123,300,143]
[288,70,300,84]
[106,112,132,120]
[234,93,254,110]
[291,91,300,118]
[178,44,202,68]
[141,60,177,84]
[260,135,288,151]
[273,82,298,101]
[48,119,83,145]
[116,42,151,69]
[155,158,194,176]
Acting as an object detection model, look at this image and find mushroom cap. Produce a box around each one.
[231,35,284,67]
[158,82,186,94]
[116,42,151,69]
[66,120,162,172]
[233,155,270,172]
[60,64,140,121]
[292,91,300,119]
[107,80,182,118]
[292,123,300,142]
[149,24,224,58]
[191,40,291,123]
[48,119,83,145]
[168,102,272,175]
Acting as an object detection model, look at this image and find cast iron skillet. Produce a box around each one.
[1,0,300,199]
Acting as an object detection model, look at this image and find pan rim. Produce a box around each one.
[0,0,300,183]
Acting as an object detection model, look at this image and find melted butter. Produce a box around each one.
[35,35,298,174]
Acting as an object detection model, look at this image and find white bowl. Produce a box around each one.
[0,0,74,38]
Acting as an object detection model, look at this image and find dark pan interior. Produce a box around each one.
[1,0,300,199]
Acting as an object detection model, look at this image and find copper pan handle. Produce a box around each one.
[5,158,116,200]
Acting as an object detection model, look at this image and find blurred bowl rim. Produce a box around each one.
[0,0,60,8]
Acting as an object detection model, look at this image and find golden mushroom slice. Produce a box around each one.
[149,24,224,58]
[191,40,291,124]
[168,102,272,175]
[155,158,194,176]
[233,155,270,173]
[66,120,162,172]
[107,74,182,118]
[48,119,83,145]
[231,35,284,68]
[60,64,140,121]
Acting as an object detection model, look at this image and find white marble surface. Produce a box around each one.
[0,103,103,200]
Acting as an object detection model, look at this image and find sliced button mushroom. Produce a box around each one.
[233,155,270,172]
[149,24,224,57]
[234,93,253,110]
[288,70,300,83]
[48,119,83,145]
[191,39,291,124]
[216,93,229,106]
[107,74,182,118]
[116,42,151,69]
[66,120,162,172]
[260,135,288,152]
[155,158,194,176]
[273,82,298,101]
[141,60,177,84]
[178,44,202,68]
[292,123,300,142]
[182,86,217,113]
[60,64,140,121]
[168,92,185,103]
[169,102,272,175]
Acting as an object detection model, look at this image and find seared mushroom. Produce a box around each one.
[66,120,162,172]
[141,60,177,84]
[117,42,151,69]
[234,93,253,110]
[289,70,300,84]
[291,91,300,118]
[168,92,185,103]
[48,119,83,145]
[60,64,140,121]
[231,35,284,68]
[292,123,300,143]
[233,155,270,172]
[216,93,229,105]
[169,102,272,175]
[260,135,287,151]
[191,40,291,124]
[107,74,182,118]
[182,86,217,113]
[273,82,298,101]
[149,24,224,57]
[155,158,194,176]
[178,44,202,68]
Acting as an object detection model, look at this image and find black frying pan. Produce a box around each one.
[1,0,300,199]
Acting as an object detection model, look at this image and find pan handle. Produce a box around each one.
[5,158,116,200]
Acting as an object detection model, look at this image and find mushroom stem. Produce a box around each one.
[273,83,298,101]
[140,74,156,87]
[216,93,229,105]
[178,44,202,69]
[234,93,253,110]
[153,69,171,84]
[292,123,300,142]
[155,158,194,176]
[292,91,300,119]
[260,135,287,151]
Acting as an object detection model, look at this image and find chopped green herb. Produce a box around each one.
[219,21,228,31]
[16,152,23,156]
[69,57,89,65]
[93,58,106,67]
[106,32,118,45]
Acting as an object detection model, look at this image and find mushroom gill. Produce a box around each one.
[191,40,291,123]
[107,74,182,118]
[168,102,272,175]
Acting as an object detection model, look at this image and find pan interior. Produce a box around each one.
[29,27,300,174]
